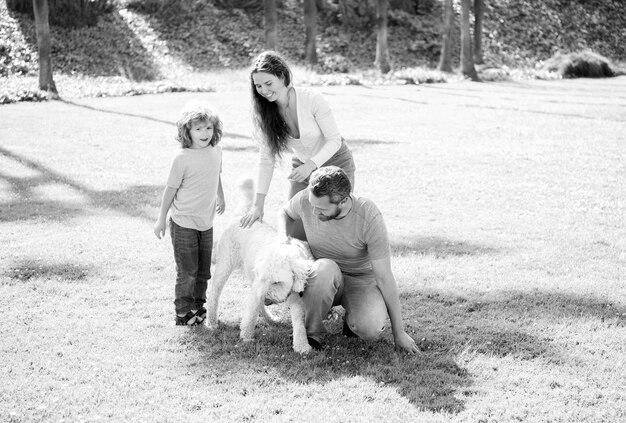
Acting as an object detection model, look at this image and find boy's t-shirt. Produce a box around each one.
[167,145,222,231]
[285,191,391,277]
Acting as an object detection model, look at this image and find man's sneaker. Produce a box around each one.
[175,311,198,326]
[307,336,323,351]
[343,320,357,338]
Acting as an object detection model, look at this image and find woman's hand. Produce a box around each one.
[394,331,421,354]
[240,206,264,228]
[288,160,317,184]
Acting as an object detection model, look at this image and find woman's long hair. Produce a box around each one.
[250,51,292,159]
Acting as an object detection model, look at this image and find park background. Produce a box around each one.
[1,0,626,101]
[1,0,625,422]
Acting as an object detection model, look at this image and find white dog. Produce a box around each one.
[206,182,315,354]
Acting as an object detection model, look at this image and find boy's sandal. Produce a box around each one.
[193,307,207,324]
[175,311,198,326]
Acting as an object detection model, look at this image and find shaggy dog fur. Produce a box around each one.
[206,182,315,354]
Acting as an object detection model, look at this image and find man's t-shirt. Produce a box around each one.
[285,191,391,277]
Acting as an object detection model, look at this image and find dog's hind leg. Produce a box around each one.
[287,293,312,354]
[239,278,266,342]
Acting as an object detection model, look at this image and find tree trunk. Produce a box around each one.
[374,0,391,73]
[303,0,317,66]
[437,0,454,72]
[473,0,484,64]
[32,0,58,96]
[264,0,277,50]
[460,0,480,81]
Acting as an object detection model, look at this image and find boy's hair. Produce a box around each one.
[308,166,352,204]
[175,101,223,148]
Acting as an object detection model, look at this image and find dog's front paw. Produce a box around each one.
[240,335,255,343]
[293,343,312,354]
[206,319,219,330]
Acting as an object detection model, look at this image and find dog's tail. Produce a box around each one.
[237,178,255,215]
[261,305,281,325]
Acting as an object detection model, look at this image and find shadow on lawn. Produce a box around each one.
[181,321,469,413]
[418,83,626,122]
[60,100,253,147]
[3,258,92,284]
[0,146,160,222]
[391,236,500,257]
[178,288,625,413]
[348,138,401,148]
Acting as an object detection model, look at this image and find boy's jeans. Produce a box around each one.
[169,219,213,315]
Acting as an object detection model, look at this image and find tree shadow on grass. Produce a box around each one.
[348,138,401,149]
[176,301,557,413]
[323,90,429,106]
[418,83,626,122]
[3,258,92,285]
[59,100,253,145]
[176,287,624,413]
[0,146,160,222]
[391,235,501,257]
[175,288,626,413]
[180,320,469,413]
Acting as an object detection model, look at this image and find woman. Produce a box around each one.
[240,50,356,231]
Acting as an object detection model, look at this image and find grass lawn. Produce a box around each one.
[1,76,625,422]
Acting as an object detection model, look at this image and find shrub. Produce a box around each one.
[544,50,618,78]
[317,53,353,73]
[6,0,116,28]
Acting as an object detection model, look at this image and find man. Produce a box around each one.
[277,166,419,353]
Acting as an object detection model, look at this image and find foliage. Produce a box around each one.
[316,53,353,73]
[0,86,49,103]
[484,0,626,67]
[1,0,626,102]
[6,0,117,29]
[331,0,439,26]
[543,50,622,78]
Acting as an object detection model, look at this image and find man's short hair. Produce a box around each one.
[308,166,352,204]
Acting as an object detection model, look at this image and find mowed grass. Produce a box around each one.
[1,77,625,422]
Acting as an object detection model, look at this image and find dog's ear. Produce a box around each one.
[292,276,306,294]
[253,249,275,284]
[290,256,312,293]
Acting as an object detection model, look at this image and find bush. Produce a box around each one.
[6,0,116,28]
[544,50,618,78]
[317,53,353,73]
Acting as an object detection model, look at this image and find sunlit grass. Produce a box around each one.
[1,77,625,422]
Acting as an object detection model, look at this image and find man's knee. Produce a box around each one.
[346,314,387,341]
[309,259,342,289]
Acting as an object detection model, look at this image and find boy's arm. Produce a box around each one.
[154,186,178,239]
[216,175,225,215]
[371,257,420,354]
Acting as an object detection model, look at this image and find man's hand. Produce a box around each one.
[394,331,420,354]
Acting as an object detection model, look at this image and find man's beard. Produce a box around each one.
[317,206,342,222]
